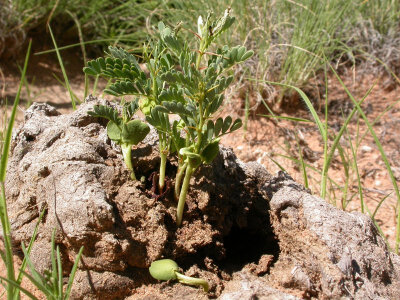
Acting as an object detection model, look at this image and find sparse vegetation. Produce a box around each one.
[84,10,252,225]
[1,1,400,298]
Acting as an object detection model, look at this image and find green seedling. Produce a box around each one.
[154,10,253,225]
[1,230,84,300]
[84,43,174,192]
[88,100,150,180]
[149,259,209,292]
[84,9,252,225]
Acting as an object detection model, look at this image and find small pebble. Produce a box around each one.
[361,145,372,153]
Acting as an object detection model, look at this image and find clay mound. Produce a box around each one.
[2,97,399,299]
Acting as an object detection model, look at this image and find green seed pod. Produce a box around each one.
[149,259,179,281]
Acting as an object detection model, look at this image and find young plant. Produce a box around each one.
[84,44,174,191]
[155,10,253,225]
[149,259,209,292]
[1,230,84,300]
[84,9,252,225]
[88,100,150,180]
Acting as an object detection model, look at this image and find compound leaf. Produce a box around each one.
[124,99,140,120]
[146,106,170,132]
[159,87,185,103]
[162,101,192,117]
[105,80,146,96]
[88,105,120,125]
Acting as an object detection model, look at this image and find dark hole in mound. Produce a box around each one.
[220,225,280,273]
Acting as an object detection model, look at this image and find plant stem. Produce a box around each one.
[175,271,209,292]
[0,182,16,299]
[174,161,188,201]
[196,39,205,70]
[121,144,136,180]
[176,164,194,226]
[92,75,99,95]
[159,151,167,192]
[196,52,203,70]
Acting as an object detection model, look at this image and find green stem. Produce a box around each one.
[176,164,194,226]
[174,161,188,201]
[92,75,99,95]
[195,100,204,153]
[121,144,136,180]
[196,52,203,70]
[175,271,209,292]
[0,182,16,299]
[196,39,205,70]
[159,151,167,192]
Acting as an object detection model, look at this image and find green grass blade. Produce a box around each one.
[364,204,392,252]
[372,193,392,220]
[321,62,329,200]
[20,245,50,295]
[92,75,100,95]
[0,41,31,182]
[0,276,39,300]
[295,134,308,189]
[260,98,277,120]
[64,246,84,300]
[344,123,365,213]
[258,114,312,123]
[50,230,58,296]
[34,39,141,56]
[0,40,31,299]
[336,140,349,209]
[320,83,374,198]
[356,97,400,149]
[48,25,76,110]
[15,270,50,298]
[275,153,342,190]
[268,156,287,172]
[243,91,249,132]
[329,63,400,253]
[51,73,81,105]
[56,246,63,298]
[66,10,89,99]
[14,207,47,300]
[0,248,5,262]
[250,79,326,140]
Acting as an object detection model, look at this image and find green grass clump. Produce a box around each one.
[0,42,82,300]
[4,1,399,97]
[260,62,400,253]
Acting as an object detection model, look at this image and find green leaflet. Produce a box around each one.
[122,120,150,145]
[88,105,120,125]
[107,121,122,142]
[201,140,220,164]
